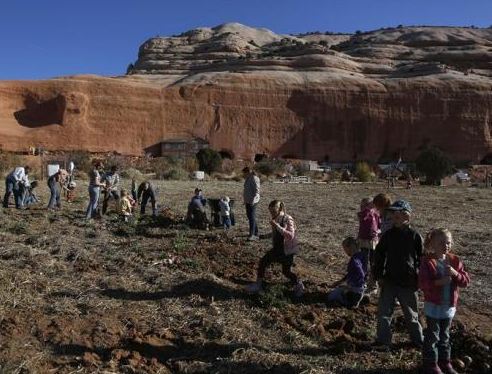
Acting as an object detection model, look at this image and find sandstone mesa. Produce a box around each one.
[0,23,491,163]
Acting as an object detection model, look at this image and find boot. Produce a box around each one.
[293,280,305,297]
[246,280,263,294]
[423,362,443,374]
[438,360,458,374]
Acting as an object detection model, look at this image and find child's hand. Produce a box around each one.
[435,276,452,286]
[447,265,458,278]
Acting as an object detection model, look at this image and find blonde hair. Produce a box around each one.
[120,189,128,197]
[268,199,285,213]
[342,236,359,253]
[373,193,392,209]
[424,228,453,252]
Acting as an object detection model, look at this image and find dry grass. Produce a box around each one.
[0,180,491,373]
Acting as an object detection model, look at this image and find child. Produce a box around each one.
[357,197,380,293]
[219,196,232,230]
[118,189,133,222]
[373,200,424,348]
[419,229,470,374]
[373,193,393,236]
[246,200,304,297]
[327,237,367,308]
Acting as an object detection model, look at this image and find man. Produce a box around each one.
[3,165,31,209]
[137,181,157,216]
[101,165,121,214]
[243,167,261,240]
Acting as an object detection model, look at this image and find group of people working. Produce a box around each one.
[245,191,470,374]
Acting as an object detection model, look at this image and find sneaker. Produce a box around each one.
[293,281,305,298]
[247,235,259,241]
[246,281,263,294]
[438,361,458,374]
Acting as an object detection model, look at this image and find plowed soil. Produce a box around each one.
[0,181,491,373]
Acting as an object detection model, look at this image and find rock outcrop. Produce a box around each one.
[1,23,491,162]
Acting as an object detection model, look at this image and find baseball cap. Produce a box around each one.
[387,199,412,213]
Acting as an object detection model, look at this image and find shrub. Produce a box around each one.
[196,149,222,174]
[416,147,453,185]
[254,159,286,176]
[292,162,309,176]
[67,151,92,173]
[161,168,189,180]
[355,161,373,182]
[0,151,21,174]
[120,168,144,180]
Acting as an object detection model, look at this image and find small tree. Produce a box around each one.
[354,161,373,182]
[416,147,453,185]
[196,148,222,174]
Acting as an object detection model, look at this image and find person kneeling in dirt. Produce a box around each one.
[327,237,367,308]
[186,188,209,229]
[118,189,133,222]
[246,200,305,297]
[137,181,157,216]
[3,165,31,209]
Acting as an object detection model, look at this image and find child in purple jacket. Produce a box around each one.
[327,237,367,308]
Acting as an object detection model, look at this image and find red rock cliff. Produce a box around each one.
[0,23,491,162]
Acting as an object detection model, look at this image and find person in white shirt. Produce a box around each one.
[3,166,31,209]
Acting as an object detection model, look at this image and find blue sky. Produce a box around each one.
[1,0,490,80]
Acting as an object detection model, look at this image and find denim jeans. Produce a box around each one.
[85,186,100,219]
[3,177,23,208]
[245,203,258,237]
[376,281,423,345]
[48,182,61,209]
[222,216,231,229]
[140,192,156,215]
[423,317,452,363]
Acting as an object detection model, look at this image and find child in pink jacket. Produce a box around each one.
[357,197,380,292]
[419,228,470,374]
[246,200,304,297]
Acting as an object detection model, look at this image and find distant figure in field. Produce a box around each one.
[327,237,367,308]
[3,165,31,209]
[186,188,209,229]
[246,200,304,297]
[101,165,121,214]
[243,167,260,240]
[118,189,133,222]
[47,169,68,210]
[219,196,232,230]
[137,181,157,216]
[85,161,105,219]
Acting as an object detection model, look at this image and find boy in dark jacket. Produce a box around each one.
[373,200,424,347]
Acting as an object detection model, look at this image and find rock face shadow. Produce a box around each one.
[14,95,65,127]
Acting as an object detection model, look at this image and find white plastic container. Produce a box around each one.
[47,164,60,177]
[193,171,205,180]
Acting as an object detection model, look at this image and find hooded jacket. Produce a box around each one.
[418,253,470,307]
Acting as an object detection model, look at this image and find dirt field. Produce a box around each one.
[0,180,491,373]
